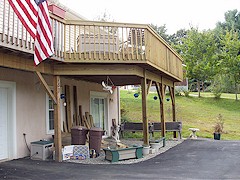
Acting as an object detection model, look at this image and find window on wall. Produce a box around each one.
[46,94,55,134]
[48,97,54,131]
[46,90,65,135]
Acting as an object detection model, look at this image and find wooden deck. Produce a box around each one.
[0,1,183,82]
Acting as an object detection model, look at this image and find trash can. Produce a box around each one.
[89,127,104,155]
[71,126,89,145]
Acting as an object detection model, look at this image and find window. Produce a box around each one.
[48,97,54,131]
[46,90,64,135]
[46,94,54,134]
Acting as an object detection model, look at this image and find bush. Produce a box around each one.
[210,75,223,99]
[175,87,190,97]
[213,114,224,133]
[184,90,190,97]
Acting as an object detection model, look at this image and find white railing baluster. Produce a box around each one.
[2,0,6,42]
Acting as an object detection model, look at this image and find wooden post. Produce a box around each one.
[73,86,78,126]
[141,71,149,146]
[160,84,166,137]
[169,85,176,138]
[79,105,83,126]
[65,85,72,132]
[54,75,62,162]
[35,71,57,104]
[155,82,166,138]
[147,80,152,95]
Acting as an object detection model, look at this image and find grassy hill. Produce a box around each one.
[120,90,240,140]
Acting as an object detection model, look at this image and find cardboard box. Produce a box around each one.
[62,145,74,160]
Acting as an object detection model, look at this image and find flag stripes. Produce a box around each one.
[34,1,54,64]
[8,0,54,65]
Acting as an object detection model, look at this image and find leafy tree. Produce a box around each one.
[168,29,187,46]
[219,29,240,100]
[216,9,240,36]
[150,24,170,43]
[177,28,218,97]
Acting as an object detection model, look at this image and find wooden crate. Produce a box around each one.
[103,146,143,162]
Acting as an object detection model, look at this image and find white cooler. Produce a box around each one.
[31,140,53,160]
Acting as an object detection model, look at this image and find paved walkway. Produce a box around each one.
[1,139,240,179]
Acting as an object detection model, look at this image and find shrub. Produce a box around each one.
[213,114,224,133]
[175,87,190,97]
[210,83,223,99]
[184,90,190,97]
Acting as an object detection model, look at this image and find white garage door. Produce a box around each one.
[0,87,8,160]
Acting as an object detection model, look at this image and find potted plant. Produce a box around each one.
[142,145,150,156]
[213,114,224,140]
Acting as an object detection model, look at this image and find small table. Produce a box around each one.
[188,128,200,139]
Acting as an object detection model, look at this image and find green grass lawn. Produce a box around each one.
[120,90,240,140]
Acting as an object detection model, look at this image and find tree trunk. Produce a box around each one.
[235,82,238,101]
[197,80,201,98]
[202,81,205,92]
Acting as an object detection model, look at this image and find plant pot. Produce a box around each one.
[150,142,161,152]
[142,146,150,156]
[214,133,221,140]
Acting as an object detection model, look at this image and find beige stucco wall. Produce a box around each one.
[0,67,119,159]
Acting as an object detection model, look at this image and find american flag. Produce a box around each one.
[8,0,54,65]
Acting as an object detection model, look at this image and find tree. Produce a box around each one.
[168,29,187,46]
[177,28,218,97]
[219,29,240,100]
[150,24,170,43]
[216,9,240,36]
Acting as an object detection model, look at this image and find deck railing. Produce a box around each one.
[63,20,147,62]
[0,1,183,80]
[0,0,35,54]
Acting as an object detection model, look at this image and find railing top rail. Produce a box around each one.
[65,20,148,29]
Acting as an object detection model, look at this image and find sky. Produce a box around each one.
[59,0,240,34]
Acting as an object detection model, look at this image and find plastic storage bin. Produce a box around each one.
[71,126,89,145]
[89,127,104,155]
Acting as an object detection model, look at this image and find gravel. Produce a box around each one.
[66,138,184,164]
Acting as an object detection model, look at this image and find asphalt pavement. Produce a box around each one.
[1,139,240,180]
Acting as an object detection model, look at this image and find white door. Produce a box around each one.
[0,87,8,160]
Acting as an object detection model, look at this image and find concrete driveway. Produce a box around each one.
[1,139,240,179]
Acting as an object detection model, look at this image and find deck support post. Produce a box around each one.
[160,84,166,138]
[169,85,176,138]
[141,70,149,146]
[54,75,62,162]
[156,82,166,138]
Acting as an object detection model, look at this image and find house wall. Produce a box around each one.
[0,66,118,159]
